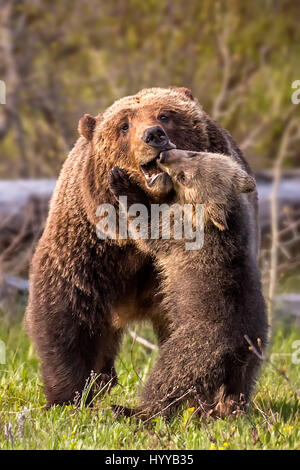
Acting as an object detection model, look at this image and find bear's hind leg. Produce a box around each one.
[41,328,103,407]
[28,308,122,407]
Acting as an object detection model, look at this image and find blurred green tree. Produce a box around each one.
[0,0,299,177]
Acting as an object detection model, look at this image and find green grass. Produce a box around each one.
[0,307,299,450]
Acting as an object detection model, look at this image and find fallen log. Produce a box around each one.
[0,180,55,249]
[275,293,300,320]
[0,180,56,276]
[255,172,300,233]
[0,175,299,275]
[1,175,299,241]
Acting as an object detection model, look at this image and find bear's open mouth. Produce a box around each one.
[140,144,176,181]
[140,155,162,181]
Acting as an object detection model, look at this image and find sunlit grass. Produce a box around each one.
[0,309,299,450]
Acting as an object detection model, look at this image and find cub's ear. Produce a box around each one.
[236,171,256,194]
[169,86,194,101]
[205,202,228,231]
[78,114,96,141]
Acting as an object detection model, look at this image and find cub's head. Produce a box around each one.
[152,149,256,230]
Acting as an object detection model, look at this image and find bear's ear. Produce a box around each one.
[169,86,194,101]
[236,171,256,194]
[78,114,96,141]
[205,203,228,231]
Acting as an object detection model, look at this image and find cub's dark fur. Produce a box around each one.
[109,150,267,419]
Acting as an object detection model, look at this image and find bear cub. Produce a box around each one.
[109,150,267,419]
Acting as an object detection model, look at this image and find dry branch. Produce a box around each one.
[128,329,157,351]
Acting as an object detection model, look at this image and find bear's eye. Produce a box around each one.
[177,172,186,183]
[121,123,130,134]
[158,114,169,122]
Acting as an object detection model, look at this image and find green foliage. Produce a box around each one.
[1,0,300,177]
[0,313,299,450]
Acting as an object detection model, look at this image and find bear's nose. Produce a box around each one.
[142,126,169,148]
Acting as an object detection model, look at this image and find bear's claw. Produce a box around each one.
[111,404,148,421]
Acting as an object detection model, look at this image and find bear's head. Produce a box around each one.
[77,87,248,227]
[78,87,236,193]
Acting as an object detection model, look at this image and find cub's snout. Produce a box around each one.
[159,149,194,166]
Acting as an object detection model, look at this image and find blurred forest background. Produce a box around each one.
[1,1,300,449]
[0,0,300,319]
[0,0,300,177]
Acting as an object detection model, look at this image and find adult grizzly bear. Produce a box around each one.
[25,87,262,409]
[109,150,267,419]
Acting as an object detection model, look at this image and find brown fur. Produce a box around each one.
[25,87,266,411]
[158,149,256,230]
[109,150,267,419]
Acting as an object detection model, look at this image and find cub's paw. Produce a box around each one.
[109,166,149,206]
[109,166,132,199]
[111,404,148,421]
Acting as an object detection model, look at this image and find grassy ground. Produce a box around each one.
[0,302,299,450]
